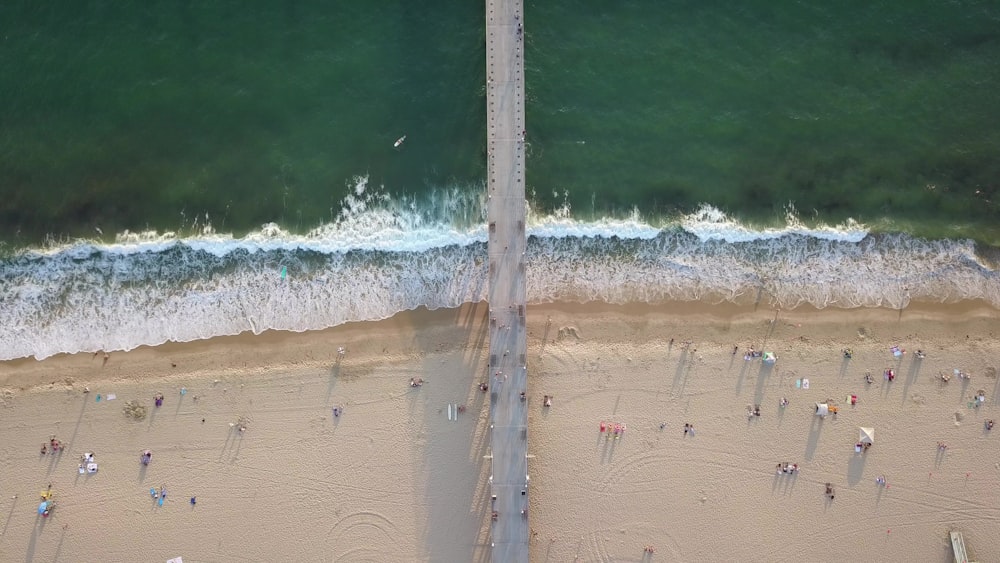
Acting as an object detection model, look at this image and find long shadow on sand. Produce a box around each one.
[804,415,824,461]
[900,356,924,405]
[753,362,775,406]
[847,451,868,486]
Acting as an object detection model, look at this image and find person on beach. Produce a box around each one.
[987,419,994,431]
[40,443,47,455]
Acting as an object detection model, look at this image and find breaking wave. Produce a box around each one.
[1,180,997,361]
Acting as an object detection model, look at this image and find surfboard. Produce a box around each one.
[394,135,406,148]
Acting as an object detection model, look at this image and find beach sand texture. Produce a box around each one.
[1,302,998,562]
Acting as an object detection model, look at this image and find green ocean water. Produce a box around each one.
[2,0,999,245]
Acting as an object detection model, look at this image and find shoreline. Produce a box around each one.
[3,299,997,390]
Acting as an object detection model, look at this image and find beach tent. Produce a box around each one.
[815,403,829,417]
[37,501,50,515]
[859,427,875,444]
[763,352,777,364]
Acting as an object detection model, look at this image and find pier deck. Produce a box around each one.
[485,0,528,560]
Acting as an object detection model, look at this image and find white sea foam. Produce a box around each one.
[681,203,869,243]
[1,192,997,361]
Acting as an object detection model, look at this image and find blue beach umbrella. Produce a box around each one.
[38,501,48,515]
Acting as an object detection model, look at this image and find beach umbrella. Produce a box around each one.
[815,403,829,417]
[38,501,48,515]
[859,427,875,444]
[763,352,777,364]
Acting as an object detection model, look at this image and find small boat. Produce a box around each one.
[394,135,406,148]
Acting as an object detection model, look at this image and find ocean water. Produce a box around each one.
[2,1,999,360]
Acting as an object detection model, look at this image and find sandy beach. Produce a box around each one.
[1,301,998,562]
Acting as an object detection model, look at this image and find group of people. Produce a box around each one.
[776,463,799,474]
[40,436,62,455]
[409,377,424,388]
[599,421,627,437]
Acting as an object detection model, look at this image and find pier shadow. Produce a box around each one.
[408,303,496,563]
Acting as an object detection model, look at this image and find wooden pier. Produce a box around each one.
[485,0,528,560]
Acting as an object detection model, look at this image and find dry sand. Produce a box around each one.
[1,301,998,562]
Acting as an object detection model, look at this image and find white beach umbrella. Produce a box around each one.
[859,427,875,444]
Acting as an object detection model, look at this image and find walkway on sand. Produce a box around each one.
[485,0,528,561]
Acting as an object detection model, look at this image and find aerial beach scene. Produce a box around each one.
[2,1,999,562]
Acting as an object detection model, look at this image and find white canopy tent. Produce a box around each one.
[859,427,875,444]
[815,403,829,417]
